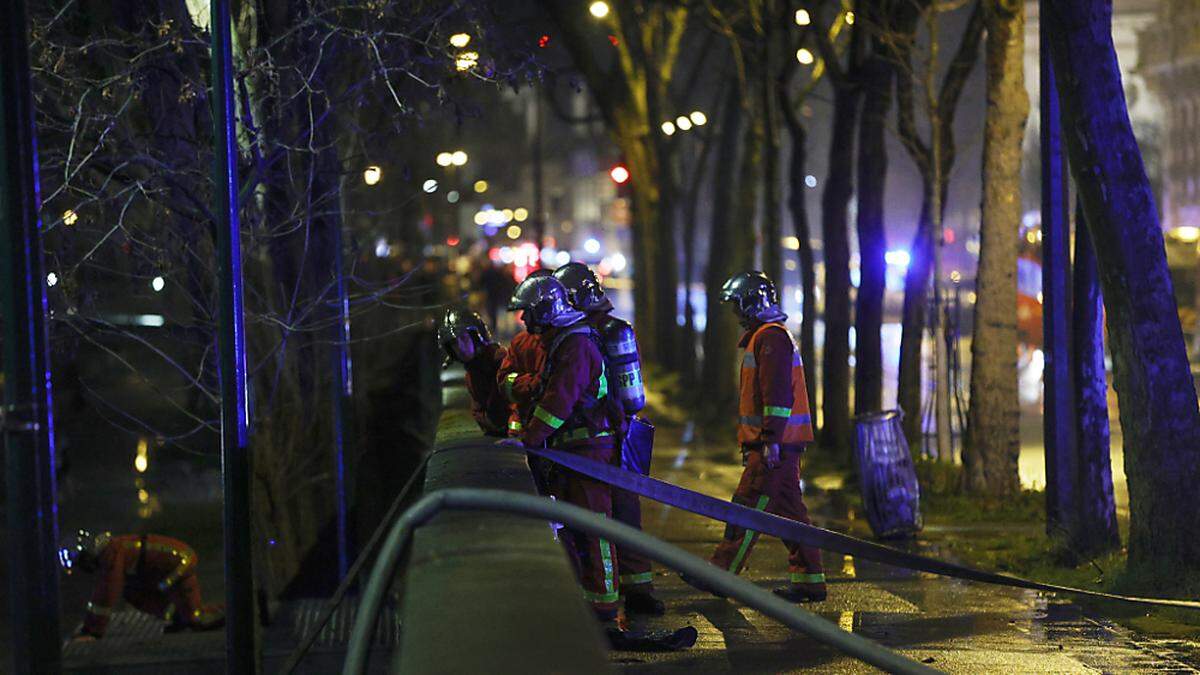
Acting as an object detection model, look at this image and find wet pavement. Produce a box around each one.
[613,438,1200,673]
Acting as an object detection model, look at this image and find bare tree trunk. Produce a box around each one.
[783,119,817,415]
[898,192,934,443]
[700,86,752,414]
[964,0,1026,495]
[820,85,860,455]
[853,44,891,416]
[760,0,783,287]
[1071,206,1120,556]
[1045,0,1200,577]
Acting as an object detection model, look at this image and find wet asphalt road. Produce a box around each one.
[613,440,1200,674]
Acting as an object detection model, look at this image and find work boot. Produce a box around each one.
[772,583,827,603]
[623,588,665,616]
[678,572,726,598]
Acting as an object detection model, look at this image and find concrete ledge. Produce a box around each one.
[393,432,610,674]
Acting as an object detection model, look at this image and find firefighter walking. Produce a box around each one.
[554,262,663,616]
[501,274,624,621]
[681,271,827,603]
[59,530,224,640]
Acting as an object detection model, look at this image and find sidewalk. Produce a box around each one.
[611,435,1200,673]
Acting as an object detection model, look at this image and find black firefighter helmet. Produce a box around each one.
[507,275,585,334]
[438,307,493,367]
[553,262,613,313]
[720,270,788,328]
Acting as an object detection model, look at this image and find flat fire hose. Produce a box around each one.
[525,446,1200,611]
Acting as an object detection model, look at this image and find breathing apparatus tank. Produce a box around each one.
[596,314,645,414]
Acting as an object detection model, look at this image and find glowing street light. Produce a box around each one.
[609,165,630,184]
[450,150,468,166]
[62,209,79,226]
[1172,225,1200,243]
[675,115,693,131]
[474,180,489,193]
[423,179,439,193]
[689,111,707,126]
[589,1,610,19]
[514,207,529,222]
[151,276,165,292]
[507,225,522,239]
[796,48,814,65]
[845,11,855,25]
[46,272,58,287]
[455,51,479,71]
[661,120,676,136]
[795,8,811,25]
[363,165,382,185]
[584,238,601,254]
[805,174,818,188]
[437,152,453,167]
[449,33,471,48]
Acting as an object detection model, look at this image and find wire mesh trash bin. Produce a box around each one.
[853,410,922,539]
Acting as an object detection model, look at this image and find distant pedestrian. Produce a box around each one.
[680,271,826,603]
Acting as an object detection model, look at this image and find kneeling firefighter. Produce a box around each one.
[59,530,225,640]
[439,307,510,436]
[553,262,663,616]
[502,275,625,620]
[680,271,827,603]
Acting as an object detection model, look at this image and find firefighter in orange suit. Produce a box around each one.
[499,275,623,621]
[496,269,552,437]
[439,307,510,436]
[59,530,224,639]
[680,271,827,603]
[553,262,664,617]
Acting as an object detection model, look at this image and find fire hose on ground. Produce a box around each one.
[342,487,943,675]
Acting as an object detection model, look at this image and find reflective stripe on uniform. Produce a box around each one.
[763,405,791,418]
[621,571,654,586]
[554,428,613,443]
[600,538,616,595]
[789,572,826,584]
[508,420,523,433]
[596,362,608,400]
[86,602,113,616]
[728,495,770,573]
[789,413,812,426]
[583,589,620,604]
[533,406,566,429]
[503,372,518,402]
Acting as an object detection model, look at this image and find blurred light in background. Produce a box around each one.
[950,270,962,284]
[555,250,571,266]
[451,150,468,166]
[675,115,692,131]
[447,236,461,246]
[584,238,601,254]
[609,165,630,184]
[845,11,855,25]
[363,165,382,185]
[884,250,911,268]
[782,236,800,250]
[796,48,814,65]
[804,174,818,188]
[151,276,165,292]
[795,8,811,25]
[499,247,515,264]
[507,225,522,239]
[375,237,391,257]
[47,272,58,287]
[423,179,439,193]
[449,33,471,48]
[134,437,149,473]
[455,52,479,71]
[589,1,610,18]
[474,212,488,226]
[1171,225,1200,243]
[609,252,627,272]
[474,180,489,193]
[62,209,78,226]
[514,207,529,222]
[661,121,676,136]
[689,111,707,126]
[437,152,453,167]
[447,190,460,203]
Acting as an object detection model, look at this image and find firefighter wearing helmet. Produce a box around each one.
[59,529,224,640]
[496,269,552,437]
[553,262,662,616]
[680,271,827,603]
[439,307,510,436]
[501,274,625,620]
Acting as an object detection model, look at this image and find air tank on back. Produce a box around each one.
[598,315,645,414]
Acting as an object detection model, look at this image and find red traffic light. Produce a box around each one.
[609,165,630,184]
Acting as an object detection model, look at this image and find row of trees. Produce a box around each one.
[547,0,1200,581]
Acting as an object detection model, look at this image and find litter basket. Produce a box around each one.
[853,410,922,539]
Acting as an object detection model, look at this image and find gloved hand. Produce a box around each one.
[763,442,781,469]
